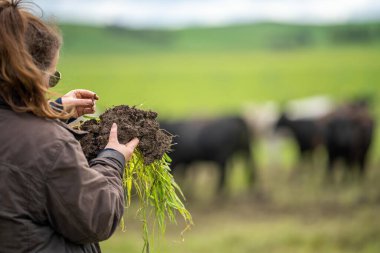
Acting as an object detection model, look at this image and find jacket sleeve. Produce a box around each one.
[44,136,126,244]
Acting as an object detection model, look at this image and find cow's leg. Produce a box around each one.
[342,155,355,182]
[246,153,256,188]
[172,163,191,194]
[297,147,308,169]
[172,163,185,181]
[325,150,336,183]
[358,152,367,178]
[301,150,314,170]
[327,149,336,172]
[216,159,227,194]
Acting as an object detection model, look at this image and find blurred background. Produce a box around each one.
[36,0,380,252]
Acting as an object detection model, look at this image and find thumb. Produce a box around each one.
[108,123,119,144]
[124,138,139,160]
[126,138,139,150]
[71,98,94,107]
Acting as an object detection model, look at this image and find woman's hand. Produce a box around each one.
[61,89,99,117]
[105,123,139,161]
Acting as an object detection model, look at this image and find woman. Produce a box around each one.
[0,1,139,252]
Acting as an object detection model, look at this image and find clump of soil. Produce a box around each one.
[79,105,172,165]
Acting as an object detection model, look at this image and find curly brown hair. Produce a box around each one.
[0,0,66,119]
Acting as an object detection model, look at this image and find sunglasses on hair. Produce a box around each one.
[49,71,61,88]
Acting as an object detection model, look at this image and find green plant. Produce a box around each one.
[122,150,193,253]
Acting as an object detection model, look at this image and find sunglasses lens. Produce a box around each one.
[49,71,61,88]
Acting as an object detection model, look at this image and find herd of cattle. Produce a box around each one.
[276,98,374,173]
[160,96,375,191]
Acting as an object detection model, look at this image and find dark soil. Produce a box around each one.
[79,105,172,165]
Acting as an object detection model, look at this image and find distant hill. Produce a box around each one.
[59,22,380,54]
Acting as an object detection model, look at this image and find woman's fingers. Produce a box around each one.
[105,124,139,161]
[74,89,98,100]
[74,98,94,107]
[82,107,95,115]
[108,123,119,144]
[62,97,96,116]
[125,138,139,160]
[61,97,93,107]
[59,89,99,117]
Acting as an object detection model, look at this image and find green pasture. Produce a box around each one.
[57,47,380,118]
[100,164,380,253]
[56,33,380,161]
[56,23,380,117]
[55,23,380,253]
[102,205,380,253]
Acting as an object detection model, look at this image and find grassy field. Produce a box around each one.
[55,23,380,253]
[56,23,380,116]
[102,205,380,253]
[57,47,380,116]
[101,164,380,253]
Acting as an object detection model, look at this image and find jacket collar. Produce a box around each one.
[55,119,88,139]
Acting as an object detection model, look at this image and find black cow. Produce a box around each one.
[160,116,254,192]
[325,100,375,175]
[275,113,325,162]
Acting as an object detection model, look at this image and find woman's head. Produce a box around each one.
[0,0,64,118]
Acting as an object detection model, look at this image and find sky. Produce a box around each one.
[32,0,380,29]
